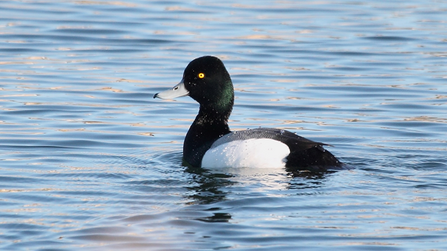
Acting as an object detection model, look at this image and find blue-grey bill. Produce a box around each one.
[153,80,189,100]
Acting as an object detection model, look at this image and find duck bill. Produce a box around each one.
[153,79,189,100]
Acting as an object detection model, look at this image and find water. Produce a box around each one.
[1,0,447,250]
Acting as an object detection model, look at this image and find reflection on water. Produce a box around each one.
[185,168,236,205]
[184,166,333,206]
[1,0,447,250]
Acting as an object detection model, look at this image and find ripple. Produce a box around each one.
[363,35,420,41]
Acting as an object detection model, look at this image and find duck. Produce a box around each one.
[154,56,343,172]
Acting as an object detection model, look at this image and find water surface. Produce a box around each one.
[1,0,447,250]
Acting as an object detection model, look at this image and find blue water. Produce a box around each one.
[1,0,447,250]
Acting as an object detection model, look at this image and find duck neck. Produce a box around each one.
[196,103,232,125]
[183,101,233,167]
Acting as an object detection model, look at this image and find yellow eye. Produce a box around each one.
[198,73,205,79]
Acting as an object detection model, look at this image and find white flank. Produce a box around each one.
[202,138,290,169]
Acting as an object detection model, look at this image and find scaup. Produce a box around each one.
[154,56,342,171]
